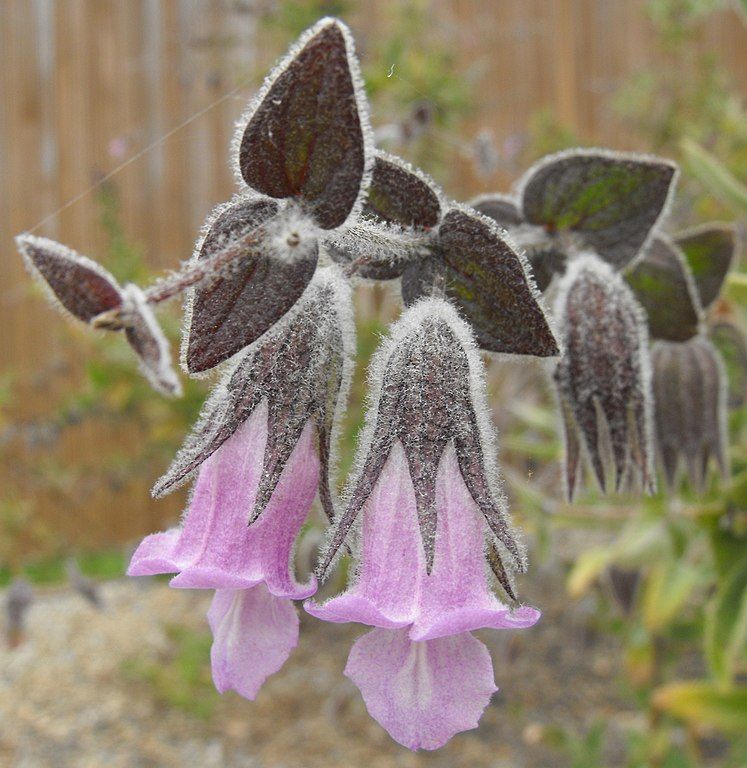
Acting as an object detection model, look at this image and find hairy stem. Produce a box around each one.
[144,228,264,304]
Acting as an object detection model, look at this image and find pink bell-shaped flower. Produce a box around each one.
[307,443,538,639]
[308,298,539,749]
[128,268,354,698]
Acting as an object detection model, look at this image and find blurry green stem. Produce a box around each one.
[680,138,747,214]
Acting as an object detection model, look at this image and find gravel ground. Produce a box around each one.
[1,547,636,768]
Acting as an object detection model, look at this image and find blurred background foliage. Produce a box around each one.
[1,0,746,765]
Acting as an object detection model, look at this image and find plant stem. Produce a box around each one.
[143,229,263,305]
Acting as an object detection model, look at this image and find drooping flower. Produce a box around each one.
[128,267,354,697]
[625,227,740,488]
[651,336,728,489]
[308,298,541,750]
[554,255,655,499]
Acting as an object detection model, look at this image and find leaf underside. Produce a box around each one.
[402,209,559,356]
[239,21,365,230]
[522,152,676,270]
[186,197,318,374]
[625,236,701,342]
[122,288,181,397]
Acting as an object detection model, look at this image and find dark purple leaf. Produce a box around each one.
[185,197,318,374]
[402,208,559,357]
[625,236,702,342]
[469,194,523,228]
[475,199,569,292]
[17,235,123,323]
[675,223,737,310]
[520,150,677,270]
[238,19,368,230]
[363,153,441,229]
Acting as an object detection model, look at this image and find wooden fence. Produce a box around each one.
[1,0,746,557]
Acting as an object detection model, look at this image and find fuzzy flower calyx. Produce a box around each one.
[318,297,525,581]
[554,255,655,499]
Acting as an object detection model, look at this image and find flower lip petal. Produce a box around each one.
[304,594,412,630]
[409,604,541,642]
[345,627,497,751]
[126,529,184,577]
[208,585,299,700]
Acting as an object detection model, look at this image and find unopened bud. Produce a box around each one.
[554,255,655,499]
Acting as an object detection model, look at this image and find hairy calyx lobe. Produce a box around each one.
[319,298,523,579]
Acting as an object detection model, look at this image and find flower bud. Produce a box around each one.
[554,255,655,498]
[651,336,728,489]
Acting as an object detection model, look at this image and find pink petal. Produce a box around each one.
[127,528,184,576]
[129,403,319,599]
[128,403,268,580]
[345,627,497,751]
[307,443,422,624]
[412,443,540,639]
[307,442,539,636]
[208,584,299,700]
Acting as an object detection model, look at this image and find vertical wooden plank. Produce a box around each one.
[552,0,580,133]
[206,0,234,207]
[53,0,94,250]
[1,0,48,375]
[150,0,190,269]
[116,0,150,245]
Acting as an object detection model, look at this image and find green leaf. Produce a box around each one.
[726,273,747,306]
[520,149,676,270]
[705,557,747,686]
[675,223,737,310]
[625,236,701,341]
[613,516,670,565]
[654,681,747,734]
[567,548,612,598]
[642,559,700,634]
[706,502,747,579]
